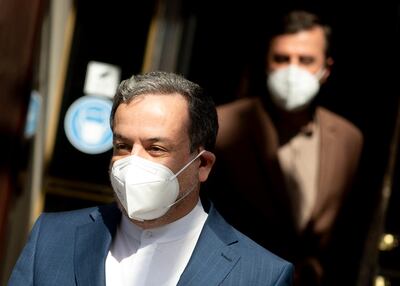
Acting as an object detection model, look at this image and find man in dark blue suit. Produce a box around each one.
[8,71,293,285]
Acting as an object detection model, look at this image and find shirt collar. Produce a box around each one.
[119,200,208,246]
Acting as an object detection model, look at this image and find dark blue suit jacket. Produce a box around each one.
[8,202,293,285]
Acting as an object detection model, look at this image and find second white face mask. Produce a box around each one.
[110,151,205,221]
[267,65,324,112]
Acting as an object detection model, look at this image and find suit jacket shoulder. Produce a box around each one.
[317,106,363,147]
[216,97,278,151]
[8,204,121,286]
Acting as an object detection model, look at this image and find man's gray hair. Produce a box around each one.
[110,71,218,152]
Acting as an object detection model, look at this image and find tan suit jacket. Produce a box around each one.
[209,96,363,284]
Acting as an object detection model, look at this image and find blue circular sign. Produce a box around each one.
[64,95,113,154]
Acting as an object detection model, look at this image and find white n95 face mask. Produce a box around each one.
[267,65,325,112]
[110,150,205,221]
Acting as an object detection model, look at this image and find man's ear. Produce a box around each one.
[198,151,216,182]
[321,57,334,83]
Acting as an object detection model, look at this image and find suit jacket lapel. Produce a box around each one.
[178,206,240,285]
[313,108,338,219]
[73,203,239,285]
[74,205,121,286]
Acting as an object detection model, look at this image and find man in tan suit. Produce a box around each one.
[208,10,363,286]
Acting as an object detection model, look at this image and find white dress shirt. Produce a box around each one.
[105,200,208,286]
[278,120,320,231]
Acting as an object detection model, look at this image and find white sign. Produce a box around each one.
[64,95,113,154]
[83,61,121,98]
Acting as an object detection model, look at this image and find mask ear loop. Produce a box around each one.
[165,184,197,209]
[169,150,206,180]
[164,150,207,209]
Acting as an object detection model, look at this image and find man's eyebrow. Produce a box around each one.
[113,134,173,144]
[299,55,315,59]
[272,54,290,61]
[144,137,174,145]
[113,133,130,142]
[113,133,132,143]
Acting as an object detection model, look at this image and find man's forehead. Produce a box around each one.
[113,93,190,141]
[269,29,326,55]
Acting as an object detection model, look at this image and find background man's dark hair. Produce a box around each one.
[267,10,332,58]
